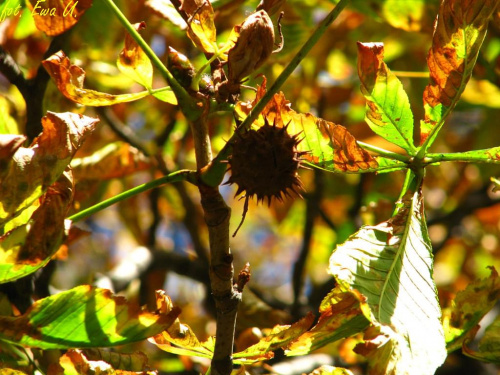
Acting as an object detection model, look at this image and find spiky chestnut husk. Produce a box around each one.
[226,118,306,206]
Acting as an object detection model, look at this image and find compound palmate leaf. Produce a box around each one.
[0,286,180,349]
[329,173,446,374]
[357,42,416,155]
[421,0,499,145]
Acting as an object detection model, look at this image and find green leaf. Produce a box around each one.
[442,267,500,352]
[328,173,446,374]
[285,287,371,356]
[357,42,416,155]
[0,286,180,349]
[421,0,499,146]
[152,87,178,105]
[427,147,500,164]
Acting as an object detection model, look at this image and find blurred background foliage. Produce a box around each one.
[1,0,500,373]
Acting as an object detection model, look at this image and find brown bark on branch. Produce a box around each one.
[189,104,241,374]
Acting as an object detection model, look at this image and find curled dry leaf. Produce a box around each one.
[42,51,152,106]
[0,111,98,227]
[27,0,92,36]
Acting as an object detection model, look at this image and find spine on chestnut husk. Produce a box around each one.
[226,118,306,235]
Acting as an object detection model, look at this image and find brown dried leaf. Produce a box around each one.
[0,112,98,227]
[28,0,92,36]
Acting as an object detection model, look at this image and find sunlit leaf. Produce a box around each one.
[328,173,446,374]
[353,323,411,375]
[442,267,500,352]
[58,349,156,374]
[0,112,98,227]
[151,87,178,104]
[421,0,499,145]
[145,0,187,29]
[71,142,152,181]
[0,285,180,349]
[236,78,379,173]
[285,287,371,356]
[149,290,214,359]
[43,51,151,106]
[117,22,154,90]
[0,171,72,284]
[0,369,28,375]
[27,0,92,36]
[357,42,416,154]
[182,0,218,54]
[81,348,149,372]
[234,313,314,363]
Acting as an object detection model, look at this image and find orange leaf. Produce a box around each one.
[421,0,499,144]
[28,0,92,36]
[43,51,151,106]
